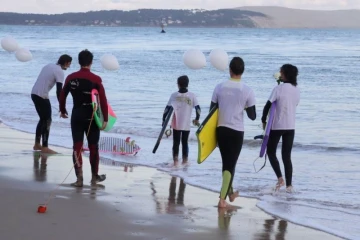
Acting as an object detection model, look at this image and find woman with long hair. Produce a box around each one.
[261,64,300,193]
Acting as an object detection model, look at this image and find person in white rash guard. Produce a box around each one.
[163,75,201,165]
[261,64,300,193]
[31,54,72,154]
[210,57,256,208]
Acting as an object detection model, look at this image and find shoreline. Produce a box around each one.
[0,122,344,239]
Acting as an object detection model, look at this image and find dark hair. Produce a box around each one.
[229,57,245,76]
[57,54,72,66]
[281,64,298,86]
[177,75,189,88]
[78,49,93,67]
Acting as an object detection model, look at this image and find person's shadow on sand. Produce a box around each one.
[33,152,47,182]
[253,218,288,240]
[150,176,186,214]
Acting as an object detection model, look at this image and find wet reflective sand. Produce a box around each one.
[0,124,342,240]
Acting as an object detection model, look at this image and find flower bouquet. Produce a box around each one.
[273,72,282,85]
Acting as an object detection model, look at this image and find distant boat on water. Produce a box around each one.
[160,23,166,33]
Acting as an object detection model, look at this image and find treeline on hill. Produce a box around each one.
[0,9,266,27]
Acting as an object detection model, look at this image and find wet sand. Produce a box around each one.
[0,124,342,240]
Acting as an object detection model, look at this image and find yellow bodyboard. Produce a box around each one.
[196,106,219,164]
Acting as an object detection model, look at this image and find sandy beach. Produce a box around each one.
[0,123,342,240]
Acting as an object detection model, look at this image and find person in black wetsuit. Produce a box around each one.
[59,49,108,187]
[261,64,300,193]
[210,57,256,208]
[31,54,72,154]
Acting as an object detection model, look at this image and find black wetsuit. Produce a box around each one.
[217,126,244,197]
[210,101,256,199]
[31,94,52,147]
[262,101,294,187]
[172,130,191,159]
[31,83,62,147]
[60,68,108,178]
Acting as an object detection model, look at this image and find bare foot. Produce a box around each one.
[286,186,294,193]
[33,143,42,151]
[229,191,239,202]
[218,199,228,208]
[274,177,285,192]
[41,147,58,154]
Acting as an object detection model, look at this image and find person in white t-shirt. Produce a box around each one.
[31,54,72,154]
[163,75,201,164]
[210,57,256,208]
[261,64,300,193]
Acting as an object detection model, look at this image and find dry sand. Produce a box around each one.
[237,6,360,28]
[0,124,342,239]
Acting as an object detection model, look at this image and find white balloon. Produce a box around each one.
[15,48,32,62]
[183,49,206,70]
[209,49,228,71]
[1,36,19,53]
[100,54,119,71]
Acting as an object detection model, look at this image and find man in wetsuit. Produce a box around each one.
[59,49,108,187]
[31,54,72,154]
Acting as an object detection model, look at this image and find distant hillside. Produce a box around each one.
[0,9,266,28]
[236,6,360,28]
[0,7,359,28]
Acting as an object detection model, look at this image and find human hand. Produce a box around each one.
[59,106,67,114]
[60,113,68,119]
[192,119,200,127]
[100,121,108,130]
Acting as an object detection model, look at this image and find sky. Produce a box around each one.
[0,0,359,14]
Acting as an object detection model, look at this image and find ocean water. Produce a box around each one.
[0,25,359,239]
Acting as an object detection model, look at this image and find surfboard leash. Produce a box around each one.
[165,127,172,138]
[253,128,267,173]
[38,108,96,214]
[253,155,267,173]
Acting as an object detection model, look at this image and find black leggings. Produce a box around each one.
[31,94,52,147]
[266,130,295,187]
[217,126,244,200]
[172,129,190,158]
[71,109,100,178]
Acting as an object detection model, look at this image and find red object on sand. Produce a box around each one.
[38,205,47,213]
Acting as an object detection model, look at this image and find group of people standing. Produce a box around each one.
[31,50,108,187]
[163,57,300,208]
[30,51,300,207]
